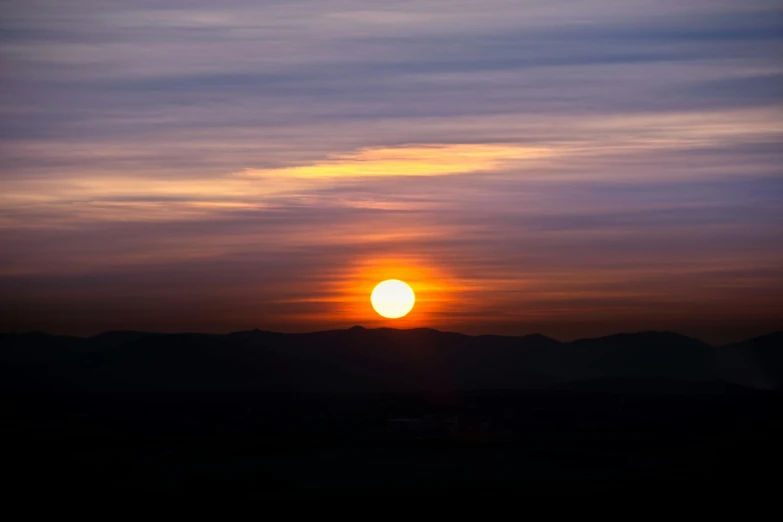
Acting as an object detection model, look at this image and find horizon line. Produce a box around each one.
[4,326,781,347]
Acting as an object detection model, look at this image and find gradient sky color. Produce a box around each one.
[1,0,782,342]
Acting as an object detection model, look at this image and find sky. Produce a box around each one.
[1,0,782,343]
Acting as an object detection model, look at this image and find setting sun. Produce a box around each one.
[371,280,415,319]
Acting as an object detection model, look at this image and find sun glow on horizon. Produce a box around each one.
[371,279,416,319]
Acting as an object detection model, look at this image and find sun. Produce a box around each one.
[371,279,415,319]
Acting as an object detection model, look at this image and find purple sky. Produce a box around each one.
[1,0,782,342]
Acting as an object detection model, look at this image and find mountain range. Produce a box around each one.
[1,327,780,394]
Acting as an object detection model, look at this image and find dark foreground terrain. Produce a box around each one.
[2,328,782,498]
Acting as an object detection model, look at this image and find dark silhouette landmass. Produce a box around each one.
[3,327,782,393]
[1,327,781,498]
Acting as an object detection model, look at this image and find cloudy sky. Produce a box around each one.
[1,0,781,342]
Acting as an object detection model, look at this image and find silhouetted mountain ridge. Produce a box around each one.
[1,327,780,393]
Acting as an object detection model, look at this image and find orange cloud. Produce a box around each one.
[245,144,551,179]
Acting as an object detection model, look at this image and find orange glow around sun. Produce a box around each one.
[333,255,457,327]
[261,255,468,330]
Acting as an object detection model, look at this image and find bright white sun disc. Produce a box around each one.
[371,279,415,319]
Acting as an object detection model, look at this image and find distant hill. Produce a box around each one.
[559,332,715,381]
[715,332,783,391]
[1,328,780,394]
